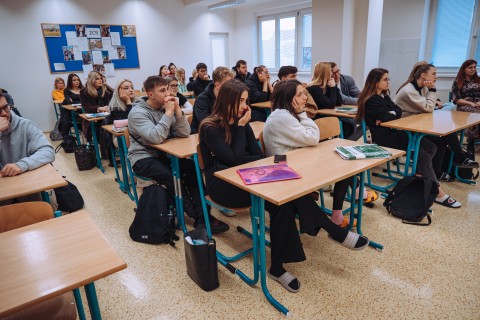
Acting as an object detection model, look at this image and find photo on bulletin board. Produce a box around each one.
[122,25,136,37]
[43,24,61,37]
[42,23,140,73]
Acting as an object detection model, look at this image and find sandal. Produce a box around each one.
[434,196,462,208]
[267,271,300,293]
[363,190,378,203]
[328,232,369,251]
[339,217,357,228]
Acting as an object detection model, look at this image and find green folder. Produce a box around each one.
[335,144,391,160]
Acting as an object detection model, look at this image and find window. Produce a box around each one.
[427,0,480,68]
[210,33,228,69]
[258,9,312,71]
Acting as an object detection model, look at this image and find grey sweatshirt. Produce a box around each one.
[127,99,190,166]
[0,112,55,172]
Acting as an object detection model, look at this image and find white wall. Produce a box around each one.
[0,0,235,131]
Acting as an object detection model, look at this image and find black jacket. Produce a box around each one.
[191,82,216,134]
[245,73,269,104]
[192,77,213,97]
[232,66,251,83]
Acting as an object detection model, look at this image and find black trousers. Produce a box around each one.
[208,177,348,265]
[132,156,205,219]
[426,133,466,177]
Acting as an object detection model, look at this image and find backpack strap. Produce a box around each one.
[402,213,432,226]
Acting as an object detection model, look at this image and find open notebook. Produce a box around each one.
[85,112,109,118]
[237,163,301,185]
[335,144,391,160]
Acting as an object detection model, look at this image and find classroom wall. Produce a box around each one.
[0,0,235,131]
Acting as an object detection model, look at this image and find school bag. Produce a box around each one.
[441,148,479,181]
[129,184,179,246]
[55,135,77,153]
[383,176,438,226]
[53,180,85,212]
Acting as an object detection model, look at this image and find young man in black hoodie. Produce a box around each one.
[192,63,212,97]
[232,59,251,83]
[190,66,235,133]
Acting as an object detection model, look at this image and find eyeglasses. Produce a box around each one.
[170,84,178,88]
[0,104,11,113]
[332,69,341,75]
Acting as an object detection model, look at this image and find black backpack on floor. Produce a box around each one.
[54,180,84,212]
[129,184,179,246]
[383,176,438,226]
[55,135,77,153]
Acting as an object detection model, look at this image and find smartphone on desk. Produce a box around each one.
[274,154,287,163]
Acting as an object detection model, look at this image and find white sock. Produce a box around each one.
[436,194,462,208]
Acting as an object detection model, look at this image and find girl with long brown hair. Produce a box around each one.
[357,68,462,209]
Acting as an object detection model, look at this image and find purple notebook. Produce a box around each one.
[237,163,301,185]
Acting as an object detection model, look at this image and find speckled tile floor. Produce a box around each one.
[51,139,480,320]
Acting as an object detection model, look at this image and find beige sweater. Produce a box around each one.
[394,83,437,117]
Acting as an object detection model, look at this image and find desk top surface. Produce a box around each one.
[214,138,405,205]
[0,165,67,201]
[381,111,480,136]
[79,113,107,122]
[61,104,82,111]
[151,134,199,158]
[182,91,194,97]
[0,210,127,317]
[102,124,126,137]
[316,106,358,119]
[251,101,272,108]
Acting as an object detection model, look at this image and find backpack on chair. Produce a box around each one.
[129,184,179,246]
[383,176,438,226]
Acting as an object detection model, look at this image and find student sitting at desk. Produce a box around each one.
[357,68,462,209]
[192,63,213,97]
[395,63,478,180]
[330,62,361,105]
[264,79,377,227]
[168,62,176,77]
[186,68,197,92]
[128,76,229,234]
[245,65,273,122]
[0,93,55,203]
[80,71,113,158]
[452,59,480,153]
[166,76,193,114]
[190,66,235,133]
[60,73,83,137]
[232,59,251,83]
[199,79,369,293]
[159,65,169,78]
[52,77,65,102]
[175,67,188,93]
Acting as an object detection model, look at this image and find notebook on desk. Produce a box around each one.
[72,103,82,107]
[334,107,357,114]
[85,112,109,118]
[335,144,391,160]
[237,163,301,185]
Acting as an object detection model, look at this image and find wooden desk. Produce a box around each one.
[150,134,199,233]
[250,101,271,108]
[79,114,108,173]
[62,104,83,145]
[249,121,264,140]
[316,106,358,119]
[0,165,66,202]
[102,125,133,199]
[182,91,194,97]
[0,210,127,318]
[214,138,404,315]
[381,111,480,176]
[381,110,480,136]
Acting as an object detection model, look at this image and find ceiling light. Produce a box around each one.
[208,0,245,10]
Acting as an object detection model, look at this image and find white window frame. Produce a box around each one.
[257,8,312,72]
[423,0,480,76]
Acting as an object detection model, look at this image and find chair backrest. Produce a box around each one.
[186,114,193,125]
[258,131,266,154]
[196,144,205,170]
[314,117,341,141]
[134,90,143,97]
[124,127,131,148]
[0,201,54,233]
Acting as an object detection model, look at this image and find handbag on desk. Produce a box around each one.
[184,228,219,291]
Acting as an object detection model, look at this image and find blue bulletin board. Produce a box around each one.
[41,23,140,74]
